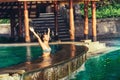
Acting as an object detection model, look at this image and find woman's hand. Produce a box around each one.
[29,27,39,39]
[48,28,50,33]
[29,27,35,32]
[47,28,50,38]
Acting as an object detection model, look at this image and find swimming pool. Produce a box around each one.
[70,38,120,80]
[0,44,61,70]
[0,43,88,80]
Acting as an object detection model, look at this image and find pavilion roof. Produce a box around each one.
[0,0,99,19]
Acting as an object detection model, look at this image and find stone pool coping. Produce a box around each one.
[0,41,83,47]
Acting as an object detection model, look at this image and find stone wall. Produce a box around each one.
[75,17,120,40]
[0,17,120,40]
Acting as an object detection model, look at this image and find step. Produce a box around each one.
[32,17,55,21]
[29,12,70,41]
[58,29,69,32]
[35,27,55,30]
[60,38,70,41]
[32,20,65,24]
[58,23,66,26]
[31,17,64,21]
[31,20,55,24]
[33,24,55,26]
[39,13,61,17]
[40,13,54,15]
[58,31,69,35]
[59,35,70,37]
[34,25,55,28]
[32,23,66,27]
[81,39,92,43]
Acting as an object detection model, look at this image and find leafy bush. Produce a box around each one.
[0,19,10,24]
[80,3,120,19]
[96,4,120,18]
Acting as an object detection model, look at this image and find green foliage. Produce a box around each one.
[80,3,120,19]
[0,19,10,24]
[97,0,120,7]
[96,4,120,18]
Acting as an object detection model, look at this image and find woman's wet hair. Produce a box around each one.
[41,28,49,41]
[41,33,48,41]
[41,34,44,41]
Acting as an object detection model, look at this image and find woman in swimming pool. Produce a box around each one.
[29,27,51,57]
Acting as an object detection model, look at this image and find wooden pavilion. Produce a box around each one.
[0,0,99,42]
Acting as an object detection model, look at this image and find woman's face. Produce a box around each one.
[43,34,49,41]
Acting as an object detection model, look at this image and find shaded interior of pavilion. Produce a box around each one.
[0,0,99,43]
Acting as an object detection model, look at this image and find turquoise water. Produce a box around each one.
[0,45,60,68]
[71,38,120,80]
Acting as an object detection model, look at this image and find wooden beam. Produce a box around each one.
[19,0,99,1]
[0,0,17,2]
[0,0,99,2]
[24,1,30,42]
[92,1,97,41]
[69,0,75,41]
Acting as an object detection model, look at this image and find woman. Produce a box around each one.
[29,27,51,57]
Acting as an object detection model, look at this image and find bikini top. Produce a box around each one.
[43,47,51,53]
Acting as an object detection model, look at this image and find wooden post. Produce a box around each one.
[84,1,89,40]
[69,0,75,41]
[54,1,58,35]
[18,2,22,38]
[10,12,15,38]
[92,1,97,41]
[24,1,30,42]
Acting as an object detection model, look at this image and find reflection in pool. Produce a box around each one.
[71,49,120,80]
[0,45,61,68]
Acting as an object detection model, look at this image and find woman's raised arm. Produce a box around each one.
[47,28,50,39]
[29,27,44,47]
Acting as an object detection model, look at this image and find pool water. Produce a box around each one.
[70,38,120,80]
[0,45,60,68]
